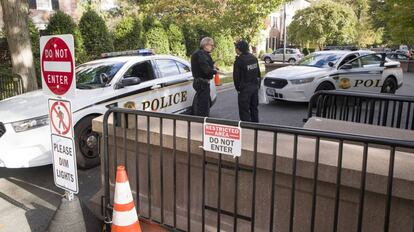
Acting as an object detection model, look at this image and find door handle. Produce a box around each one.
[151,84,161,90]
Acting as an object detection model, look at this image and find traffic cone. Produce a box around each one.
[112,165,142,232]
[214,72,221,86]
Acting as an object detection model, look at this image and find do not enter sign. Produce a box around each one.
[40,34,75,97]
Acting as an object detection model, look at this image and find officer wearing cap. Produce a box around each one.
[191,37,218,117]
[233,40,261,122]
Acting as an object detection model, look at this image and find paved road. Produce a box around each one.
[1,72,413,232]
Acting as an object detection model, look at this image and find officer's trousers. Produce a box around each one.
[238,86,259,122]
[193,81,210,117]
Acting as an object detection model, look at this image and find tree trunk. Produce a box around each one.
[0,0,38,92]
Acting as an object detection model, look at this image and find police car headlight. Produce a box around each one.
[290,77,315,85]
[12,115,49,133]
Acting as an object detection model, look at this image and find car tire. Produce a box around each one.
[381,77,397,94]
[74,115,101,169]
[288,58,296,64]
[264,57,272,64]
[315,82,335,93]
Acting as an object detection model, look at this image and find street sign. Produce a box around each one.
[48,98,73,138]
[40,34,75,98]
[51,134,78,193]
[203,123,242,157]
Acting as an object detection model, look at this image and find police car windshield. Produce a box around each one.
[297,53,344,68]
[76,61,125,89]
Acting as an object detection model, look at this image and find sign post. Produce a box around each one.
[41,34,78,200]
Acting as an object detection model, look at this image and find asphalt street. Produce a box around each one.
[0,72,413,232]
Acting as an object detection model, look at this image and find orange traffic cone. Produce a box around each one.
[214,72,221,86]
[112,166,142,232]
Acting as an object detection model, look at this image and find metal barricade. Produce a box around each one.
[0,75,24,101]
[101,107,414,232]
[307,90,414,130]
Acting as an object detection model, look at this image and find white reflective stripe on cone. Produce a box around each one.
[112,208,139,226]
[114,181,134,205]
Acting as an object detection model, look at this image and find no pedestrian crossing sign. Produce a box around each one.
[40,34,75,98]
[48,98,78,193]
[203,123,242,157]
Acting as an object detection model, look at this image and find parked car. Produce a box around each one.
[395,49,412,59]
[262,48,303,64]
[263,50,403,102]
[386,52,411,61]
[0,50,217,168]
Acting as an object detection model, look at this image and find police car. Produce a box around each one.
[0,49,217,168]
[263,50,403,102]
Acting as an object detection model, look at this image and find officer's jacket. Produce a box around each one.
[191,49,217,80]
[233,53,261,91]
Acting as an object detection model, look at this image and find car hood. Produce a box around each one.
[265,65,332,80]
[0,88,110,123]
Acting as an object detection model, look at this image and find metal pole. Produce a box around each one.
[283,3,287,63]
[65,191,74,201]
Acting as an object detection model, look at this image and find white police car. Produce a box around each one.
[263,50,403,102]
[0,50,217,168]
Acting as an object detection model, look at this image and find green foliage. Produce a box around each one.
[166,24,186,58]
[28,20,41,87]
[142,15,162,32]
[144,27,170,54]
[113,17,144,51]
[45,11,88,63]
[258,50,265,58]
[376,0,414,45]
[288,0,357,49]
[302,48,309,56]
[211,34,235,67]
[182,24,211,56]
[266,48,273,53]
[79,9,114,59]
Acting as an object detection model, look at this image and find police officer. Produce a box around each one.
[233,40,261,122]
[191,37,218,117]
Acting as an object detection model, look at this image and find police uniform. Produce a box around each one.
[233,43,261,122]
[191,49,217,116]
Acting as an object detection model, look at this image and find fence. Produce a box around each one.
[307,90,414,130]
[0,75,24,101]
[100,107,414,232]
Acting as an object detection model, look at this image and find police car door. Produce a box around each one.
[350,54,385,92]
[149,59,194,113]
[115,60,158,110]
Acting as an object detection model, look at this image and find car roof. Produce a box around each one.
[80,54,187,65]
[312,50,373,55]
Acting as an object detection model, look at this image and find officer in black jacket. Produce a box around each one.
[233,40,261,122]
[191,37,218,117]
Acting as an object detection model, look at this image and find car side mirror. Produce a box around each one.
[116,77,141,89]
[340,63,352,70]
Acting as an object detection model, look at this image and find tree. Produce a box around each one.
[0,0,38,91]
[113,17,144,51]
[79,9,114,59]
[45,11,88,63]
[376,0,414,45]
[288,0,357,50]
[144,27,170,54]
[211,34,235,67]
[166,24,186,58]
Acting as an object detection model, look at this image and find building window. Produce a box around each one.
[36,0,52,10]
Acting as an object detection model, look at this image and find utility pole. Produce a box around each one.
[283,3,287,63]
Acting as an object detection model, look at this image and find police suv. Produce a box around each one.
[263,50,403,102]
[0,50,217,168]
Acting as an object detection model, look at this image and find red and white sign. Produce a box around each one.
[48,98,73,138]
[40,34,75,97]
[203,123,242,157]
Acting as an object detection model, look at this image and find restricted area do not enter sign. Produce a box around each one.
[203,123,242,157]
[40,34,75,97]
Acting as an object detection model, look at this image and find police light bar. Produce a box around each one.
[101,49,154,58]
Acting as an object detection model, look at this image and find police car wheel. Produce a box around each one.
[381,78,397,94]
[75,115,101,169]
[315,82,335,92]
[264,57,272,64]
